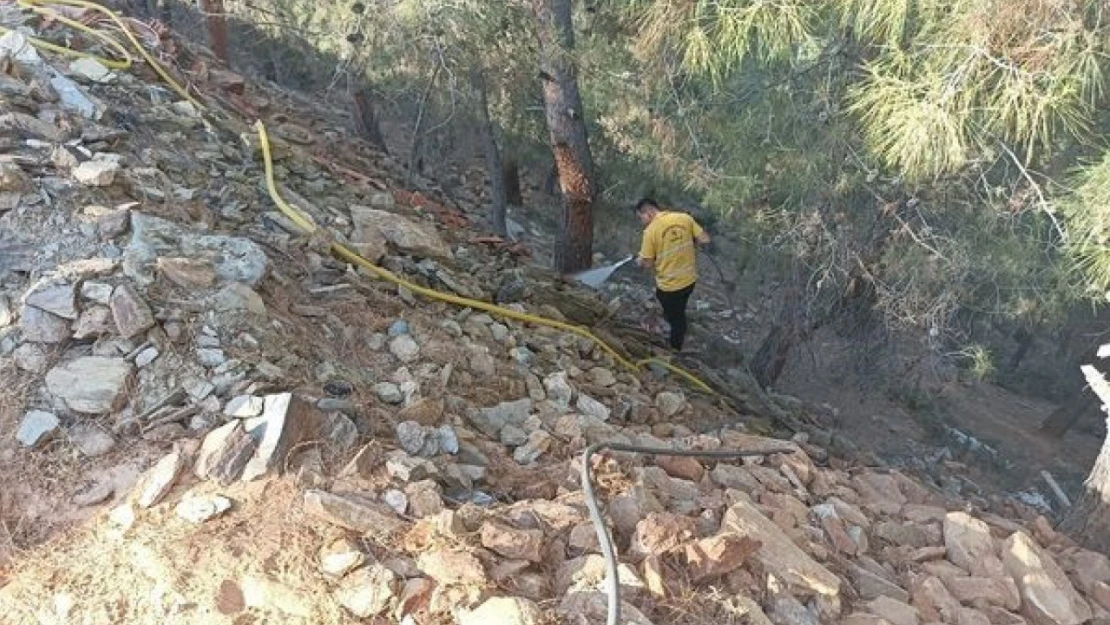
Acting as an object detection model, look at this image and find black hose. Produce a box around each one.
[580,441,798,625]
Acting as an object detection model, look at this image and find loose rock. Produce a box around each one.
[17,410,60,448]
[176,494,232,523]
[45,357,132,413]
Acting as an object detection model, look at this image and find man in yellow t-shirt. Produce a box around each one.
[634,198,711,351]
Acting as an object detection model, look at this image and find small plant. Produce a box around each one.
[952,344,996,382]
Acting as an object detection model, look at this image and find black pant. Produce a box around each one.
[656,282,695,350]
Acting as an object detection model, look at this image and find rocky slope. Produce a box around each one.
[0,14,1109,625]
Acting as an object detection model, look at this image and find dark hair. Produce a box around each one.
[634,198,659,214]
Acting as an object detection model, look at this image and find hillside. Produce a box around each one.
[1,8,1110,625]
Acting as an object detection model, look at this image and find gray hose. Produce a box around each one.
[580,441,797,625]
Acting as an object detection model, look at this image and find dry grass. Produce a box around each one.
[1,478,355,625]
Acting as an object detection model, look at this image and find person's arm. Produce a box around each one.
[636,229,656,269]
[690,216,710,245]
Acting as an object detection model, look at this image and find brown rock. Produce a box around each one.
[241,393,326,481]
[157,257,216,288]
[303,490,405,535]
[480,521,544,563]
[827,496,871,528]
[643,555,668,597]
[813,504,859,555]
[683,534,761,582]
[853,473,907,515]
[910,546,949,562]
[417,549,487,587]
[842,614,895,625]
[903,505,948,524]
[568,522,600,554]
[958,607,993,625]
[868,596,921,625]
[457,597,543,625]
[1032,516,1059,547]
[944,512,998,575]
[629,512,697,560]
[109,283,154,339]
[396,398,445,425]
[983,607,1028,625]
[723,499,841,597]
[657,455,705,482]
[712,464,763,494]
[913,576,962,624]
[404,480,444,518]
[394,577,434,619]
[922,560,973,581]
[71,305,114,339]
[1067,549,1110,593]
[852,564,910,603]
[1002,531,1092,625]
[944,576,1021,611]
[1090,581,1110,612]
[875,521,933,548]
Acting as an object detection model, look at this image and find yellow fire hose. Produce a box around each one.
[5,0,716,394]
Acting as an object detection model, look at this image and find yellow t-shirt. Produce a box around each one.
[638,211,705,292]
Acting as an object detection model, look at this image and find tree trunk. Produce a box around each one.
[751,276,805,389]
[352,86,388,153]
[1041,392,1097,438]
[1040,341,1101,437]
[1060,365,1110,553]
[503,157,524,206]
[198,0,230,65]
[472,69,507,237]
[542,163,559,196]
[1008,327,1035,371]
[531,0,596,273]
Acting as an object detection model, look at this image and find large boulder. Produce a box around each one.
[349,206,453,261]
[944,512,998,574]
[1002,532,1092,625]
[722,499,840,597]
[45,357,132,413]
[123,212,267,286]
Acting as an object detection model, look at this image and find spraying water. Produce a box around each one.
[571,256,635,289]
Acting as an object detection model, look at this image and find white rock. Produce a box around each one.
[389,335,420,363]
[458,596,543,625]
[134,347,160,368]
[137,450,186,508]
[944,512,998,575]
[224,395,264,418]
[319,538,366,577]
[383,489,408,515]
[334,564,397,618]
[17,410,60,447]
[73,158,120,187]
[176,494,232,523]
[81,282,113,305]
[1002,531,1092,625]
[69,57,115,83]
